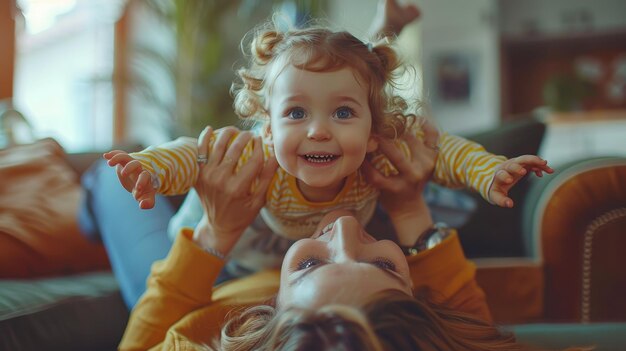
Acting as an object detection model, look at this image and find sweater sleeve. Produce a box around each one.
[407,231,492,322]
[118,228,226,351]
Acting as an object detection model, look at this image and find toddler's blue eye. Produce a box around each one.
[335,107,354,120]
[288,108,306,120]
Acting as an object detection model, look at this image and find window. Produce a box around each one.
[13,0,125,151]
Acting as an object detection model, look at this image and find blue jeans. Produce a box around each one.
[80,160,174,308]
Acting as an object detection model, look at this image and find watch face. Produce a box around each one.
[405,224,451,255]
[426,235,444,250]
[425,225,450,250]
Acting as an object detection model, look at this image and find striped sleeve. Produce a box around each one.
[129,137,200,195]
[433,133,506,202]
[369,130,506,203]
[128,131,265,196]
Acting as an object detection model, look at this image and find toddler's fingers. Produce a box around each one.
[103,150,127,160]
[505,161,526,176]
[107,153,133,167]
[495,169,514,185]
[122,160,143,177]
[490,191,514,208]
[138,196,155,210]
[135,171,153,191]
[137,170,153,192]
[513,154,544,164]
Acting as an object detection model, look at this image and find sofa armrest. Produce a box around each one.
[522,157,626,322]
[474,258,544,324]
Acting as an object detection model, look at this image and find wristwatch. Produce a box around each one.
[401,222,451,256]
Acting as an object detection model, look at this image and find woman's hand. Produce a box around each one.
[192,126,278,256]
[362,119,440,246]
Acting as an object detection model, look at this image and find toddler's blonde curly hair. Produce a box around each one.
[231,19,417,140]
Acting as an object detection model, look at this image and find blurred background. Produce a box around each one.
[1,0,625,166]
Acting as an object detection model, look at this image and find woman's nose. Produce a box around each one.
[307,119,331,141]
[328,216,364,260]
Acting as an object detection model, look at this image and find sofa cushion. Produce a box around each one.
[0,271,128,351]
[0,138,110,278]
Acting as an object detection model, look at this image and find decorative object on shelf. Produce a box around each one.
[542,73,596,112]
[432,51,477,107]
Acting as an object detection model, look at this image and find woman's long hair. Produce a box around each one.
[205,290,531,351]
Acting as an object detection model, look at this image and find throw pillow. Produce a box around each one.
[0,138,110,278]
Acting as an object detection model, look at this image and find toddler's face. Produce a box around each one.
[267,65,377,199]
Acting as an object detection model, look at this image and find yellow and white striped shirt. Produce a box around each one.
[130,130,505,240]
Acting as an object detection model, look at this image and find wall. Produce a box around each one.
[419,0,499,134]
[499,0,626,37]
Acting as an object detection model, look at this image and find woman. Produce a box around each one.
[118,127,525,350]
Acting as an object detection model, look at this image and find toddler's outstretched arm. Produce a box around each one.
[488,155,554,208]
[103,150,157,209]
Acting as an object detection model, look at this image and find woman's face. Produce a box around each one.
[278,210,413,309]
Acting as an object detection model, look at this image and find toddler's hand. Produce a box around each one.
[103,150,157,209]
[489,155,554,208]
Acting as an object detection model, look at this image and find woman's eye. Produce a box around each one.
[296,257,322,270]
[334,106,354,120]
[287,108,306,120]
[372,258,397,271]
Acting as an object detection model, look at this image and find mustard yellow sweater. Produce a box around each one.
[119,229,491,350]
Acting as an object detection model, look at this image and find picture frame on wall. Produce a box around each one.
[433,52,477,107]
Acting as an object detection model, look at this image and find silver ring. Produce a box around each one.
[197,155,208,164]
[426,143,440,152]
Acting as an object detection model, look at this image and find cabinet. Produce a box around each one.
[539,110,626,166]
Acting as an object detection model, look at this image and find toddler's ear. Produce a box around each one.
[366,135,379,152]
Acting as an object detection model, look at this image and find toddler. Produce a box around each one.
[105,21,552,243]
